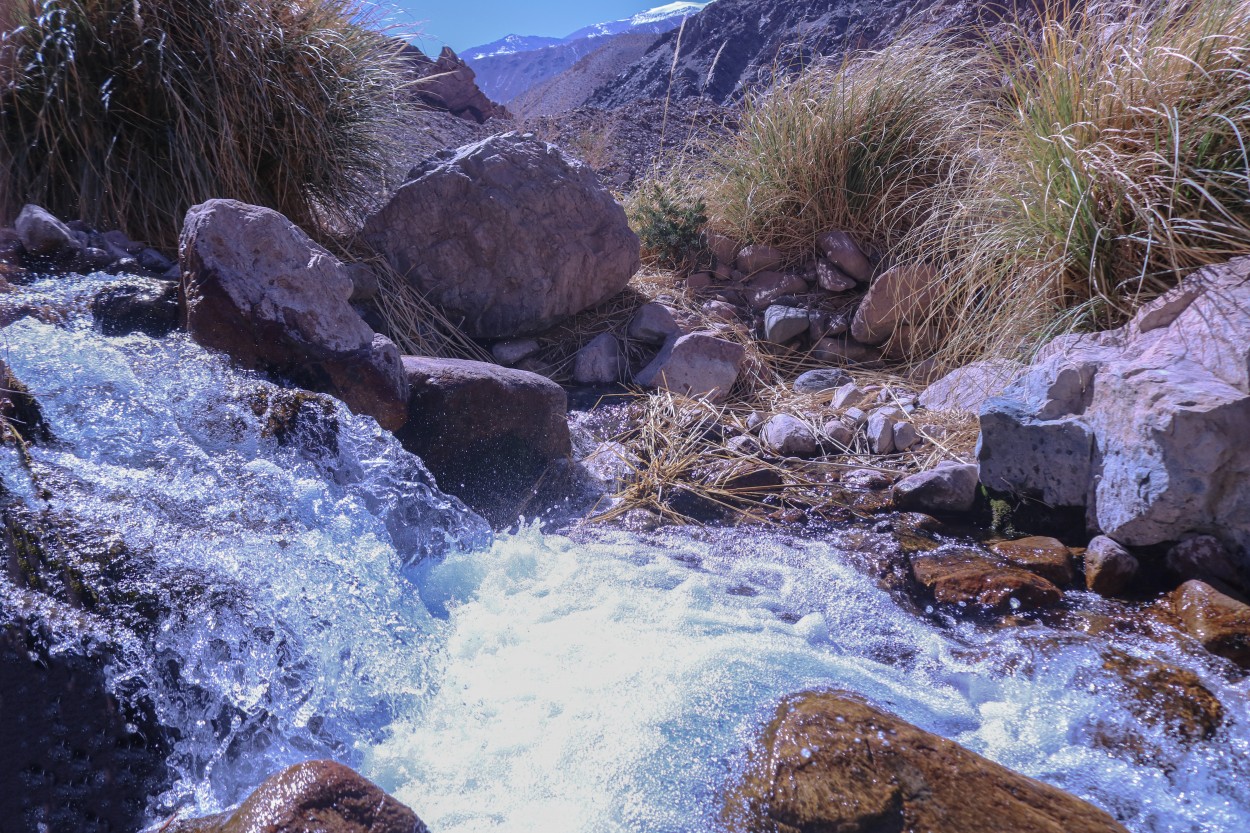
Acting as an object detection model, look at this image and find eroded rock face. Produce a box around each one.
[363,133,640,339]
[395,357,571,526]
[979,257,1250,569]
[723,690,1129,833]
[170,760,428,833]
[400,43,509,124]
[179,200,407,430]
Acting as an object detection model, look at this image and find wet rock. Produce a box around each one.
[628,302,680,345]
[180,199,407,430]
[1084,536,1139,596]
[736,243,784,274]
[170,760,428,833]
[15,204,80,258]
[1170,579,1250,668]
[745,271,807,310]
[793,368,852,394]
[491,337,542,366]
[841,468,892,490]
[762,304,809,344]
[1100,648,1223,745]
[396,357,572,527]
[90,278,179,338]
[911,550,1063,612]
[724,690,1129,833]
[760,415,819,458]
[1166,534,1243,590]
[0,359,50,444]
[893,461,979,514]
[850,263,940,346]
[572,332,625,384]
[979,257,1250,563]
[0,227,25,265]
[0,583,171,833]
[815,230,872,283]
[814,258,857,292]
[991,535,1076,586]
[363,133,639,338]
[920,359,1027,412]
[706,231,740,266]
[634,332,746,403]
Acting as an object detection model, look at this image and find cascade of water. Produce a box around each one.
[1,274,1247,833]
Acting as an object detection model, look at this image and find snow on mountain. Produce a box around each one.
[464,2,709,60]
[630,2,709,26]
[468,34,564,61]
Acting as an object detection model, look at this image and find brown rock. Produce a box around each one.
[736,243,784,274]
[706,231,741,266]
[1101,648,1223,745]
[1084,536,1139,596]
[171,760,428,833]
[850,263,940,346]
[634,332,746,403]
[400,43,508,124]
[811,336,884,367]
[723,691,1129,833]
[991,536,1076,586]
[744,271,807,310]
[395,357,571,526]
[816,230,873,283]
[814,258,857,292]
[179,199,407,429]
[1171,579,1250,668]
[911,551,1063,612]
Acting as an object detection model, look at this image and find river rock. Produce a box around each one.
[363,133,639,338]
[179,199,407,430]
[850,263,940,346]
[90,278,179,338]
[1084,536,1139,596]
[1170,579,1250,668]
[572,332,625,384]
[1100,648,1223,746]
[1166,534,1243,590]
[978,257,1250,567]
[736,243,784,274]
[911,551,1062,612]
[920,359,1027,412]
[0,582,171,833]
[0,359,50,443]
[170,760,427,833]
[892,420,918,451]
[760,414,819,458]
[822,419,855,450]
[706,231,740,266]
[724,690,1129,833]
[793,368,853,394]
[991,536,1075,586]
[816,230,872,283]
[745,271,807,310]
[395,357,571,526]
[15,204,80,257]
[814,258,857,292]
[628,302,681,345]
[865,407,905,455]
[811,336,884,367]
[634,332,746,403]
[491,337,542,366]
[762,304,809,344]
[893,461,979,513]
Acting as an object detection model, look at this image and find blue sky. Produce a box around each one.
[373,2,674,53]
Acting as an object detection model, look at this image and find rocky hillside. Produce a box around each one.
[589,0,1041,106]
[511,33,660,118]
[465,2,707,104]
[397,43,509,124]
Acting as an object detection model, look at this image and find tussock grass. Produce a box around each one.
[0,0,414,247]
[917,0,1250,365]
[701,40,991,262]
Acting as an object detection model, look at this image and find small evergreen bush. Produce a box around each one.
[630,182,708,270]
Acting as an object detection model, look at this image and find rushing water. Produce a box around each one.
[2,273,1248,833]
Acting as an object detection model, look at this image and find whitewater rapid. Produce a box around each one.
[1,274,1247,833]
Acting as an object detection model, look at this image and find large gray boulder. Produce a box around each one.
[395,357,572,526]
[363,133,640,339]
[978,257,1250,568]
[179,199,407,430]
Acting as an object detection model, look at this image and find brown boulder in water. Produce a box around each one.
[723,691,1130,833]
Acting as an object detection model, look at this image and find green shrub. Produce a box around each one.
[630,181,708,270]
[0,0,413,247]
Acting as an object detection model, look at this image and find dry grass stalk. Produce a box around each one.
[368,257,491,361]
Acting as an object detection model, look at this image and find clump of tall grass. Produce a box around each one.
[922,0,1250,365]
[0,0,413,247]
[701,40,991,261]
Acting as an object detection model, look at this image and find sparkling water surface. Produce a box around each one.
[1,275,1247,833]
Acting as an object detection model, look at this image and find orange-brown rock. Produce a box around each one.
[991,536,1076,586]
[1100,648,1223,745]
[723,691,1129,833]
[911,551,1062,612]
[171,760,428,833]
[1171,579,1250,668]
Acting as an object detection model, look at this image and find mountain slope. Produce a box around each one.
[511,33,660,119]
[464,2,708,104]
[588,0,1044,106]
